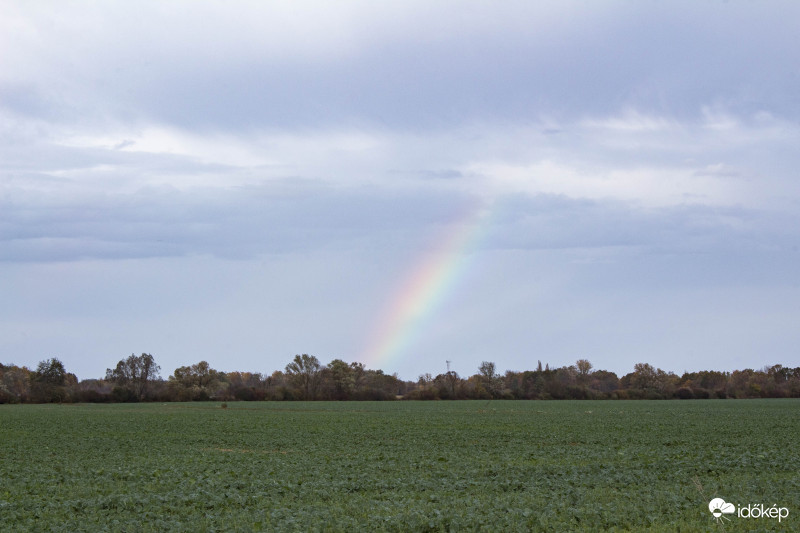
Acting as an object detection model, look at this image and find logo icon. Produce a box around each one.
[709,498,736,523]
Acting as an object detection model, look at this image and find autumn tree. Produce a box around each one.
[31,358,72,402]
[327,359,354,400]
[34,358,66,385]
[623,363,676,398]
[589,370,619,394]
[106,353,161,401]
[576,359,593,377]
[478,361,501,398]
[285,354,321,400]
[432,371,463,399]
[350,362,366,393]
[0,364,31,403]
[226,371,265,401]
[169,361,228,401]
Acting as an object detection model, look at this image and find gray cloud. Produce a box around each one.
[4,2,799,130]
[0,180,478,261]
[1,1,799,378]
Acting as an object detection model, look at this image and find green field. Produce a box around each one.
[1,400,797,532]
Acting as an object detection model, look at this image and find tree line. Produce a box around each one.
[1,354,799,404]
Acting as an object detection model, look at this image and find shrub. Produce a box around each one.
[676,387,694,399]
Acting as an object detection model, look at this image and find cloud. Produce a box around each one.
[4,2,799,130]
[465,160,737,208]
[0,178,481,262]
[1,1,799,379]
[3,101,798,266]
[4,170,791,275]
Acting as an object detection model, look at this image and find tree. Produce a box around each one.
[478,361,501,398]
[285,354,321,400]
[589,370,619,394]
[227,371,265,401]
[327,359,354,400]
[169,361,227,401]
[106,353,161,400]
[433,371,462,399]
[626,363,675,398]
[446,371,459,398]
[31,358,71,402]
[574,359,594,392]
[576,359,593,377]
[478,361,496,381]
[34,358,66,386]
[350,362,366,393]
[0,364,32,403]
[630,363,658,390]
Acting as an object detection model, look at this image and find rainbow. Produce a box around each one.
[359,201,495,372]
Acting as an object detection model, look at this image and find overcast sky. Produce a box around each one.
[2,1,799,380]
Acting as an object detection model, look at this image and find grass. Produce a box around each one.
[1,400,798,531]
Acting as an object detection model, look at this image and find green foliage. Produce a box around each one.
[1,400,797,531]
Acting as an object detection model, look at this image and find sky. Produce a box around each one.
[2,1,799,381]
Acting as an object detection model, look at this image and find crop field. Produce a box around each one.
[1,400,798,532]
